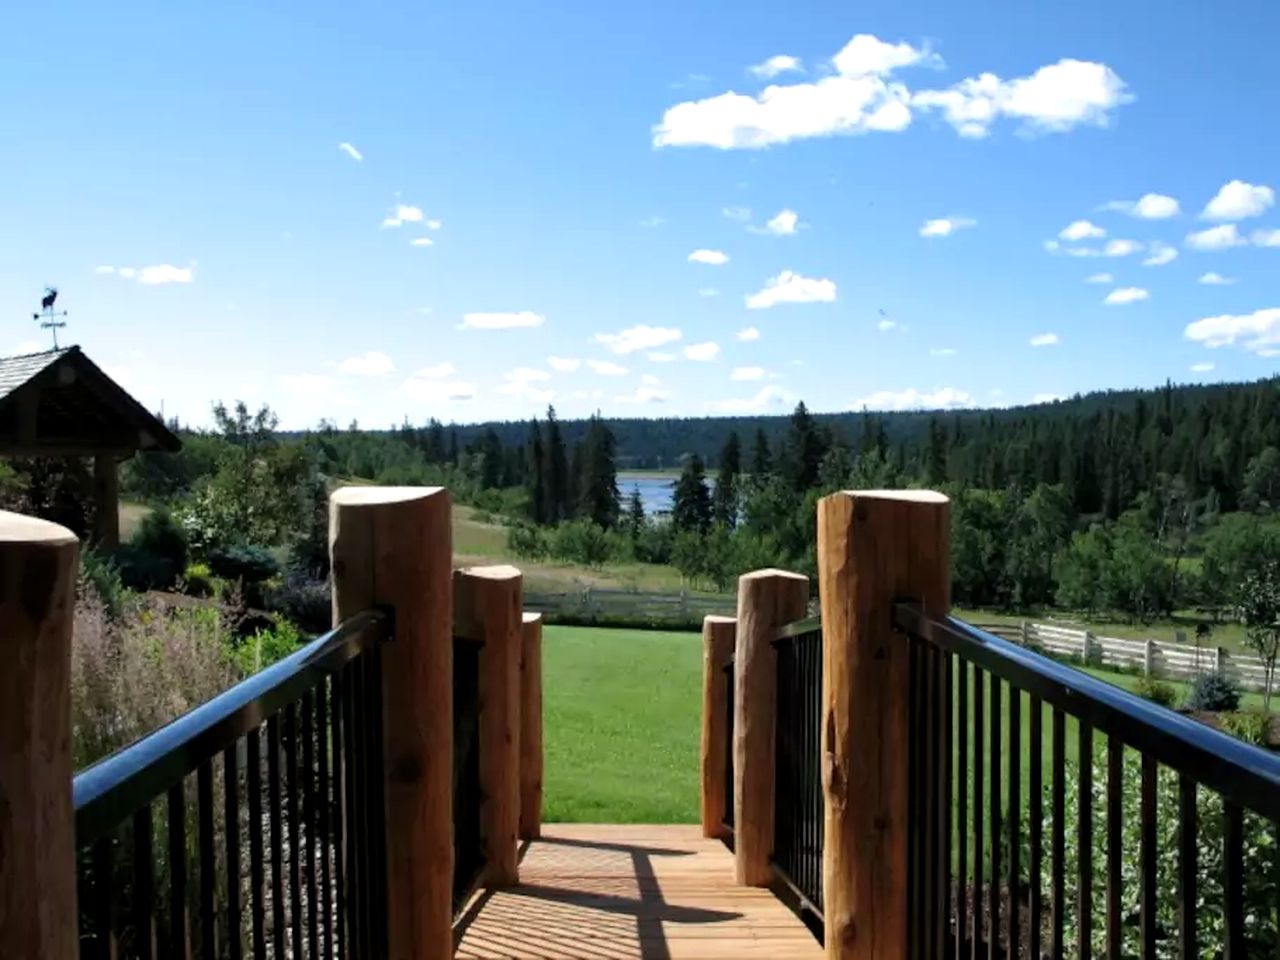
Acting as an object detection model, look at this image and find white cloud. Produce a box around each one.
[381,203,425,228]
[736,326,761,341]
[688,248,730,265]
[460,311,544,330]
[1142,242,1178,266]
[833,34,941,76]
[547,356,581,372]
[93,265,115,275]
[616,386,670,404]
[746,270,837,309]
[750,55,804,79]
[338,351,394,377]
[426,219,442,230]
[1103,194,1180,219]
[877,319,897,332]
[1030,332,1060,346]
[595,325,682,354]
[411,362,456,379]
[587,359,629,376]
[1202,180,1274,221]
[132,263,195,285]
[731,366,766,381]
[698,288,719,297]
[1085,272,1114,284]
[117,267,137,279]
[1060,220,1106,241]
[753,208,800,236]
[930,347,957,357]
[852,386,975,411]
[722,206,752,222]
[280,373,335,396]
[1190,362,1215,373]
[1044,240,1102,257]
[1104,287,1150,305]
[1185,307,1280,355]
[409,237,434,247]
[1198,272,1237,286]
[338,142,363,162]
[648,351,677,362]
[920,217,976,238]
[912,58,1131,139]
[1186,224,1248,251]
[1253,228,1280,247]
[400,375,476,403]
[684,341,721,362]
[499,367,554,395]
[641,374,662,386]
[1104,239,1143,257]
[711,384,795,413]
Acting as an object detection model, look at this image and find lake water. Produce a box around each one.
[619,474,717,517]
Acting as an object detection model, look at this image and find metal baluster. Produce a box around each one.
[302,691,319,960]
[90,836,115,960]
[316,681,332,959]
[1078,722,1094,960]
[1051,710,1065,960]
[1176,776,1196,960]
[366,645,389,955]
[1029,695,1044,960]
[1106,737,1123,959]
[938,647,951,960]
[1007,686,1020,960]
[1139,755,1157,960]
[247,728,266,960]
[268,716,287,958]
[956,658,969,960]
[134,804,156,960]
[168,781,190,959]
[285,704,303,955]
[224,744,243,960]
[988,675,1001,960]
[331,672,347,955]
[1223,803,1244,959]
[197,761,216,958]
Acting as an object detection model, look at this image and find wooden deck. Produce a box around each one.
[454,825,822,959]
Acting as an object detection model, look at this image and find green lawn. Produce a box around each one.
[542,624,701,823]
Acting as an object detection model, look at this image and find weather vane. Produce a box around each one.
[33,286,68,349]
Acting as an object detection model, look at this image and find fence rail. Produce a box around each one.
[772,618,824,923]
[73,608,392,959]
[524,588,736,625]
[896,604,1280,959]
[973,620,1278,695]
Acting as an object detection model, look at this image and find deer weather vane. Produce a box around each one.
[33,286,68,349]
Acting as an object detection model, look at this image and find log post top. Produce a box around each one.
[738,567,808,584]
[330,485,446,506]
[522,611,543,625]
[703,614,736,625]
[830,489,949,504]
[458,563,521,581]
[0,510,78,545]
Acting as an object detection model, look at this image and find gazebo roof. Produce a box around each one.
[0,346,180,457]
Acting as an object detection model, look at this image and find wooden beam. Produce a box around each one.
[700,614,736,838]
[734,569,809,886]
[330,486,454,960]
[0,510,80,960]
[92,454,120,550]
[817,490,950,960]
[519,612,543,841]
[454,565,523,887]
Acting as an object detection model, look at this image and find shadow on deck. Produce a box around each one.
[454,825,822,959]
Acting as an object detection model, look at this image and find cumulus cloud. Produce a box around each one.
[688,248,730,265]
[750,55,804,79]
[1104,239,1143,257]
[711,384,795,413]
[1029,332,1060,346]
[409,237,434,247]
[1202,180,1274,221]
[1190,362,1215,373]
[1085,272,1114,284]
[853,387,975,411]
[338,351,394,377]
[1186,224,1248,251]
[642,374,662,386]
[1185,307,1280,355]
[93,265,115,275]
[400,375,476,403]
[1060,220,1106,241]
[338,142,363,161]
[731,366,767,381]
[736,326,761,341]
[595,325,682,354]
[752,209,801,236]
[460,311,545,330]
[746,270,837,309]
[98,263,195,284]
[877,319,898,332]
[1104,287,1150,305]
[1198,272,1237,286]
[684,341,721,362]
[648,352,677,362]
[616,386,670,404]
[498,367,554,396]
[547,356,581,372]
[920,217,976,238]
[1142,242,1178,266]
[1102,194,1180,219]
[1253,228,1280,247]
[411,362,456,379]
[587,359,629,376]
[381,203,425,228]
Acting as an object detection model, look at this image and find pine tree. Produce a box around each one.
[672,454,713,534]
[578,414,620,528]
[626,488,645,540]
[425,419,446,463]
[751,428,772,475]
[713,431,741,528]
[527,419,547,524]
[926,417,947,485]
[448,428,459,466]
[542,405,569,522]
[782,401,827,492]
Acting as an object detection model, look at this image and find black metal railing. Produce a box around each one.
[452,634,484,914]
[773,616,824,923]
[895,603,1280,960]
[722,654,735,837]
[73,609,392,959]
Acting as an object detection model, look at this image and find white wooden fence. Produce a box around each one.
[974,621,1277,696]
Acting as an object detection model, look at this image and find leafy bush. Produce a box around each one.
[507,522,549,560]
[182,562,215,597]
[80,550,128,617]
[267,573,331,635]
[1185,670,1242,712]
[133,508,190,570]
[1133,674,1178,708]
[1220,708,1271,746]
[208,544,280,585]
[550,519,615,567]
[233,619,304,675]
[113,543,183,591]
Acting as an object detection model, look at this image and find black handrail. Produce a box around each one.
[894,603,1280,819]
[74,609,392,843]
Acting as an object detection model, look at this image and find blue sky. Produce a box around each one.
[2,1,1278,428]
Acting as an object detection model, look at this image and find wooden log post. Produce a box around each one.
[818,490,950,960]
[92,453,120,550]
[455,565,523,886]
[519,611,543,841]
[0,511,80,960]
[734,569,809,886]
[330,487,453,960]
[700,614,736,838]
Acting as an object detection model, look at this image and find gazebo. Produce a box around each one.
[0,346,180,548]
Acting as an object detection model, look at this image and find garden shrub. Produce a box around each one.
[507,521,549,560]
[133,508,190,569]
[233,619,304,675]
[182,562,215,597]
[208,543,280,585]
[80,550,127,617]
[267,573,331,635]
[1220,708,1271,746]
[1134,674,1178,709]
[1184,670,1242,712]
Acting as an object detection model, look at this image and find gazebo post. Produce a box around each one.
[92,453,120,550]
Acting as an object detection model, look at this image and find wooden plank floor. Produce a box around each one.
[454,825,822,959]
